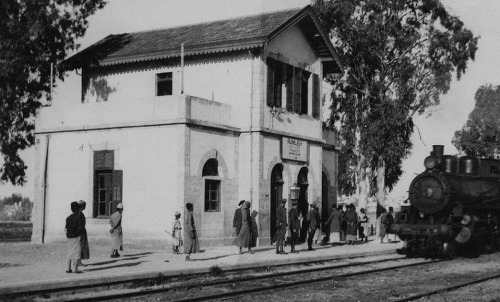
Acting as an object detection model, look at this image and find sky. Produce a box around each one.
[1,0,500,201]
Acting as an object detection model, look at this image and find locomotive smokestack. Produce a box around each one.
[433,145,444,169]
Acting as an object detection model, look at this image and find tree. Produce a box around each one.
[314,0,478,210]
[0,0,107,185]
[453,84,500,158]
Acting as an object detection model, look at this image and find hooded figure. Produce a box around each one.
[236,201,254,254]
[184,203,200,260]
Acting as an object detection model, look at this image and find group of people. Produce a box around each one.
[65,201,123,273]
[65,199,397,271]
[325,203,369,246]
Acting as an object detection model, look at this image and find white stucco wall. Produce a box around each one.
[82,53,253,129]
[34,126,181,243]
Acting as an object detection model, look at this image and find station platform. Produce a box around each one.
[0,237,403,295]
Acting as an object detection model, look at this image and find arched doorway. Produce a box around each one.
[270,164,284,243]
[297,167,309,242]
[322,172,329,240]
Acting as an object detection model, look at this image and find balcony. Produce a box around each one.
[35,95,239,134]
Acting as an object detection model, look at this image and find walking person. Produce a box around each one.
[171,212,183,255]
[306,204,318,251]
[288,201,300,253]
[236,201,254,254]
[184,202,200,261]
[345,204,358,244]
[109,203,123,258]
[77,200,89,267]
[65,201,83,273]
[275,198,288,255]
[325,204,341,245]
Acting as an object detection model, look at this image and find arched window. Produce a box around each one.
[203,158,220,212]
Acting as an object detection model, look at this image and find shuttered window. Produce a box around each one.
[93,150,123,217]
[312,73,320,118]
[293,68,302,114]
[267,57,317,117]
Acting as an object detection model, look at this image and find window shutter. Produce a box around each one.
[312,73,320,118]
[94,150,114,171]
[110,170,123,214]
[266,58,275,107]
[294,68,302,114]
[286,65,294,112]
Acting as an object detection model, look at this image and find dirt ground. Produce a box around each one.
[223,253,500,302]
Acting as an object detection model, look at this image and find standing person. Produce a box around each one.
[325,204,341,245]
[288,201,300,253]
[386,207,395,242]
[379,207,388,243]
[233,200,244,240]
[275,198,288,255]
[184,202,200,261]
[358,208,369,243]
[312,206,322,245]
[171,212,183,255]
[339,205,347,243]
[109,203,123,258]
[236,201,254,254]
[77,200,89,266]
[65,201,83,273]
[307,204,318,251]
[345,204,358,244]
[250,210,259,248]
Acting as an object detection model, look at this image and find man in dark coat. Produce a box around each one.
[276,198,288,255]
[184,202,200,260]
[306,204,318,251]
[233,200,245,236]
[288,201,300,253]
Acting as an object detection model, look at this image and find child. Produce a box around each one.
[171,212,183,255]
[65,201,83,273]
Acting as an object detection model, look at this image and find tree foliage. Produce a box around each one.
[314,0,478,200]
[0,0,107,185]
[453,84,500,158]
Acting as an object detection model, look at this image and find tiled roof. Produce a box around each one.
[65,5,340,69]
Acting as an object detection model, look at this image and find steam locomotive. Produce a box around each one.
[391,145,500,257]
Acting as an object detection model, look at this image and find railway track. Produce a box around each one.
[393,272,500,302]
[4,255,446,302]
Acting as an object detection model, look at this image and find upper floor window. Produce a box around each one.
[156,72,172,96]
[267,57,320,118]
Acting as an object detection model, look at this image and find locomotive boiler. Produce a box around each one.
[392,145,500,257]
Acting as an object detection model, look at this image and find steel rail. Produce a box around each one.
[0,252,398,298]
[393,272,500,302]
[169,259,447,302]
[59,257,444,302]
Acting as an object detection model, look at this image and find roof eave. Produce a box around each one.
[266,5,343,72]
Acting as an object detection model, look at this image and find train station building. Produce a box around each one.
[31,5,341,246]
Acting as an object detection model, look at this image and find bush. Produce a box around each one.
[0,194,33,221]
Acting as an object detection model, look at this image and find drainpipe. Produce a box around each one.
[181,43,184,94]
[41,134,50,243]
[248,50,254,203]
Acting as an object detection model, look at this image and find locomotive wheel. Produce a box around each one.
[442,242,455,258]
